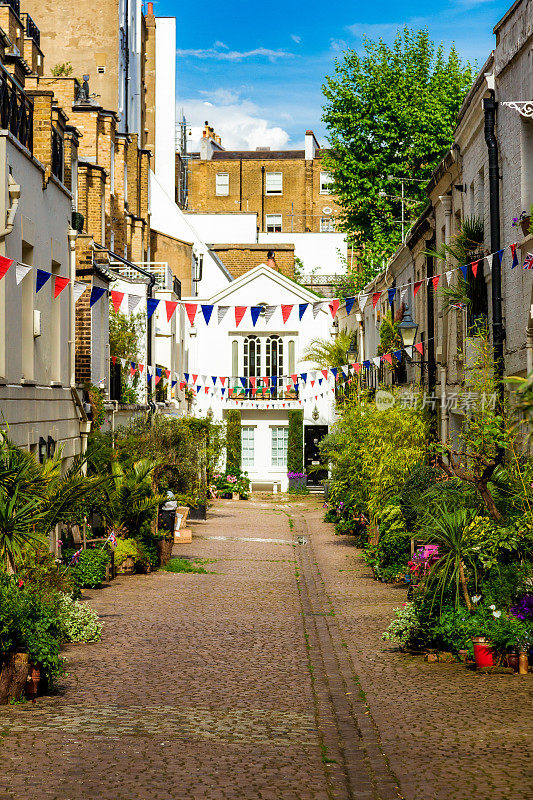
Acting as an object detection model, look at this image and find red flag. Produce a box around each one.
[179,381,186,390]
[432,275,440,291]
[310,380,315,387]
[166,300,178,321]
[130,365,136,376]
[413,280,423,297]
[291,374,298,383]
[329,298,340,318]
[0,255,14,280]
[54,275,70,299]
[383,353,393,365]
[228,387,234,397]
[235,306,247,326]
[111,356,117,366]
[282,403,285,408]
[192,374,198,383]
[110,289,124,312]
[138,364,144,373]
[353,362,361,375]
[414,342,424,355]
[205,387,209,394]
[220,376,226,386]
[263,376,270,387]
[165,369,171,379]
[372,291,382,308]
[184,303,197,325]
[155,375,161,385]
[471,260,479,278]
[321,369,328,379]
[250,376,256,388]
[281,304,293,323]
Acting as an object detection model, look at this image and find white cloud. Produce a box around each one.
[181,91,291,151]
[291,34,302,44]
[176,46,294,62]
[213,40,229,49]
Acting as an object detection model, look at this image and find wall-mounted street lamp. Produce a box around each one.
[398,305,419,349]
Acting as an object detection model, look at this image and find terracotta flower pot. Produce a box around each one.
[506,652,519,672]
[25,664,41,699]
[472,637,494,669]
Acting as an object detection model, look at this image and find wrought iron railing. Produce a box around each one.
[51,126,63,181]
[20,12,40,46]
[0,64,33,152]
[0,0,21,17]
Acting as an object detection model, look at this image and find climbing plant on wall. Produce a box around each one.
[226,410,242,473]
[287,410,304,474]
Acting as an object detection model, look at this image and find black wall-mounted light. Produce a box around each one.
[47,436,56,459]
[38,437,47,464]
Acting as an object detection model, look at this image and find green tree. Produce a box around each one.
[109,309,145,403]
[226,410,241,474]
[302,330,353,369]
[287,411,304,473]
[322,27,473,269]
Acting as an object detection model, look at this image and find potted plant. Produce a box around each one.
[114,538,139,574]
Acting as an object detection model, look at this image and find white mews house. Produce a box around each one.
[185,263,337,491]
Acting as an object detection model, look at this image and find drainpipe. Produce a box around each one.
[527,291,533,375]
[67,228,77,387]
[261,166,265,233]
[483,90,505,405]
[439,195,452,442]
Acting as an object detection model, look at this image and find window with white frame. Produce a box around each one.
[265,171,283,194]
[266,335,283,398]
[266,214,282,232]
[216,172,229,196]
[320,171,333,194]
[320,216,335,232]
[244,334,261,390]
[241,427,255,467]
[271,427,288,467]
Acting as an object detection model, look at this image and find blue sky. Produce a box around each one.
[156,0,510,151]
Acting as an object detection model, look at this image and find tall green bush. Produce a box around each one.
[226,410,241,473]
[287,411,304,473]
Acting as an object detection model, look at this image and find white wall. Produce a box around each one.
[154,16,176,198]
[258,231,348,275]
[183,212,258,244]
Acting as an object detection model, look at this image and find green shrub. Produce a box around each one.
[226,410,241,473]
[64,548,109,589]
[113,538,139,568]
[398,463,437,528]
[56,593,102,643]
[287,411,304,473]
[376,505,410,567]
[323,509,337,523]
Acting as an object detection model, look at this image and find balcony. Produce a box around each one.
[0,63,32,152]
[0,0,20,16]
[20,12,40,47]
[230,378,299,402]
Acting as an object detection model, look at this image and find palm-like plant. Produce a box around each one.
[99,458,165,538]
[302,330,354,369]
[419,503,478,612]
[0,489,46,573]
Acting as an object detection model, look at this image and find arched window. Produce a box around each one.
[266,335,283,398]
[244,335,261,393]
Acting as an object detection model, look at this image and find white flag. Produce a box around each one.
[127,294,142,314]
[372,356,381,367]
[264,305,276,323]
[73,281,88,303]
[312,301,326,319]
[404,346,414,359]
[358,293,369,312]
[15,264,32,285]
[445,271,453,285]
[217,305,229,325]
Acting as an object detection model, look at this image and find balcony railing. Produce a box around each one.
[51,126,63,181]
[20,12,40,46]
[229,378,299,401]
[0,0,21,17]
[0,64,33,152]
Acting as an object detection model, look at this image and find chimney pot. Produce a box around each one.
[147,1,154,14]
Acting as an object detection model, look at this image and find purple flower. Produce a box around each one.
[511,594,533,621]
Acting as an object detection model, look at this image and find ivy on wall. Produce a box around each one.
[287,410,304,473]
[226,410,242,473]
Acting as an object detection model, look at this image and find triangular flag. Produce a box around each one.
[172,379,177,388]
[200,304,213,325]
[383,353,393,365]
[212,376,217,386]
[239,376,247,388]
[147,298,160,318]
[15,264,31,285]
[218,305,229,324]
[300,372,307,383]
[363,360,371,369]
[373,357,381,367]
[321,369,328,379]
[298,303,309,321]
[54,275,70,298]
[264,305,276,323]
[111,356,117,366]
[394,350,402,362]
[413,280,423,297]
[110,290,124,312]
[358,293,369,312]
[345,297,355,315]
[165,369,171,379]
[329,298,340,318]
[155,375,161,386]
[192,374,198,384]
[471,260,480,279]
[496,249,504,265]
[156,367,163,378]
[36,269,52,293]
[251,306,262,326]
[205,386,209,394]
[404,346,413,359]
[387,287,396,305]
[235,306,247,326]
[184,303,197,325]
[353,362,361,374]
[459,265,468,280]
[130,363,137,376]
[90,285,106,306]
[281,304,293,323]
[166,301,178,321]
[183,372,189,383]
[414,342,424,355]
[330,368,338,378]
[372,291,382,308]
[73,281,88,303]
[445,270,453,285]
[127,294,141,314]
[510,243,519,268]
[0,255,13,280]
[220,376,226,386]
[432,275,440,291]
[312,301,326,319]
[138,364,144,373]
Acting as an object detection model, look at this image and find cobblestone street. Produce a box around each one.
[0,498,531,800]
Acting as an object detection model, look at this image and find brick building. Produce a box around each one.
[187,126,342,235]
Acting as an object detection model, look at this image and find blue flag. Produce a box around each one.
[250,306,262,326]
[156,367,162,377]
[90,285,106,307]
[171,380,177,388]
[300,372,307,383]
[394,350,402,362]
[212,376,217,385]
[460,265,468,280]
[184,372,189,383]
[388,287,397,305]
[240,377,246,388]
[363,360,371,370]
[147,298,160,318]
[201,304,214,325]
[298,303,309,321]
[345,297,355,315]
[497,249,504,265]
[271,375,278,388]
[330,367,338,378]
[36,269,52,293]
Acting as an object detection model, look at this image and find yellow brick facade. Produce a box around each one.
[209,245,295,280]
